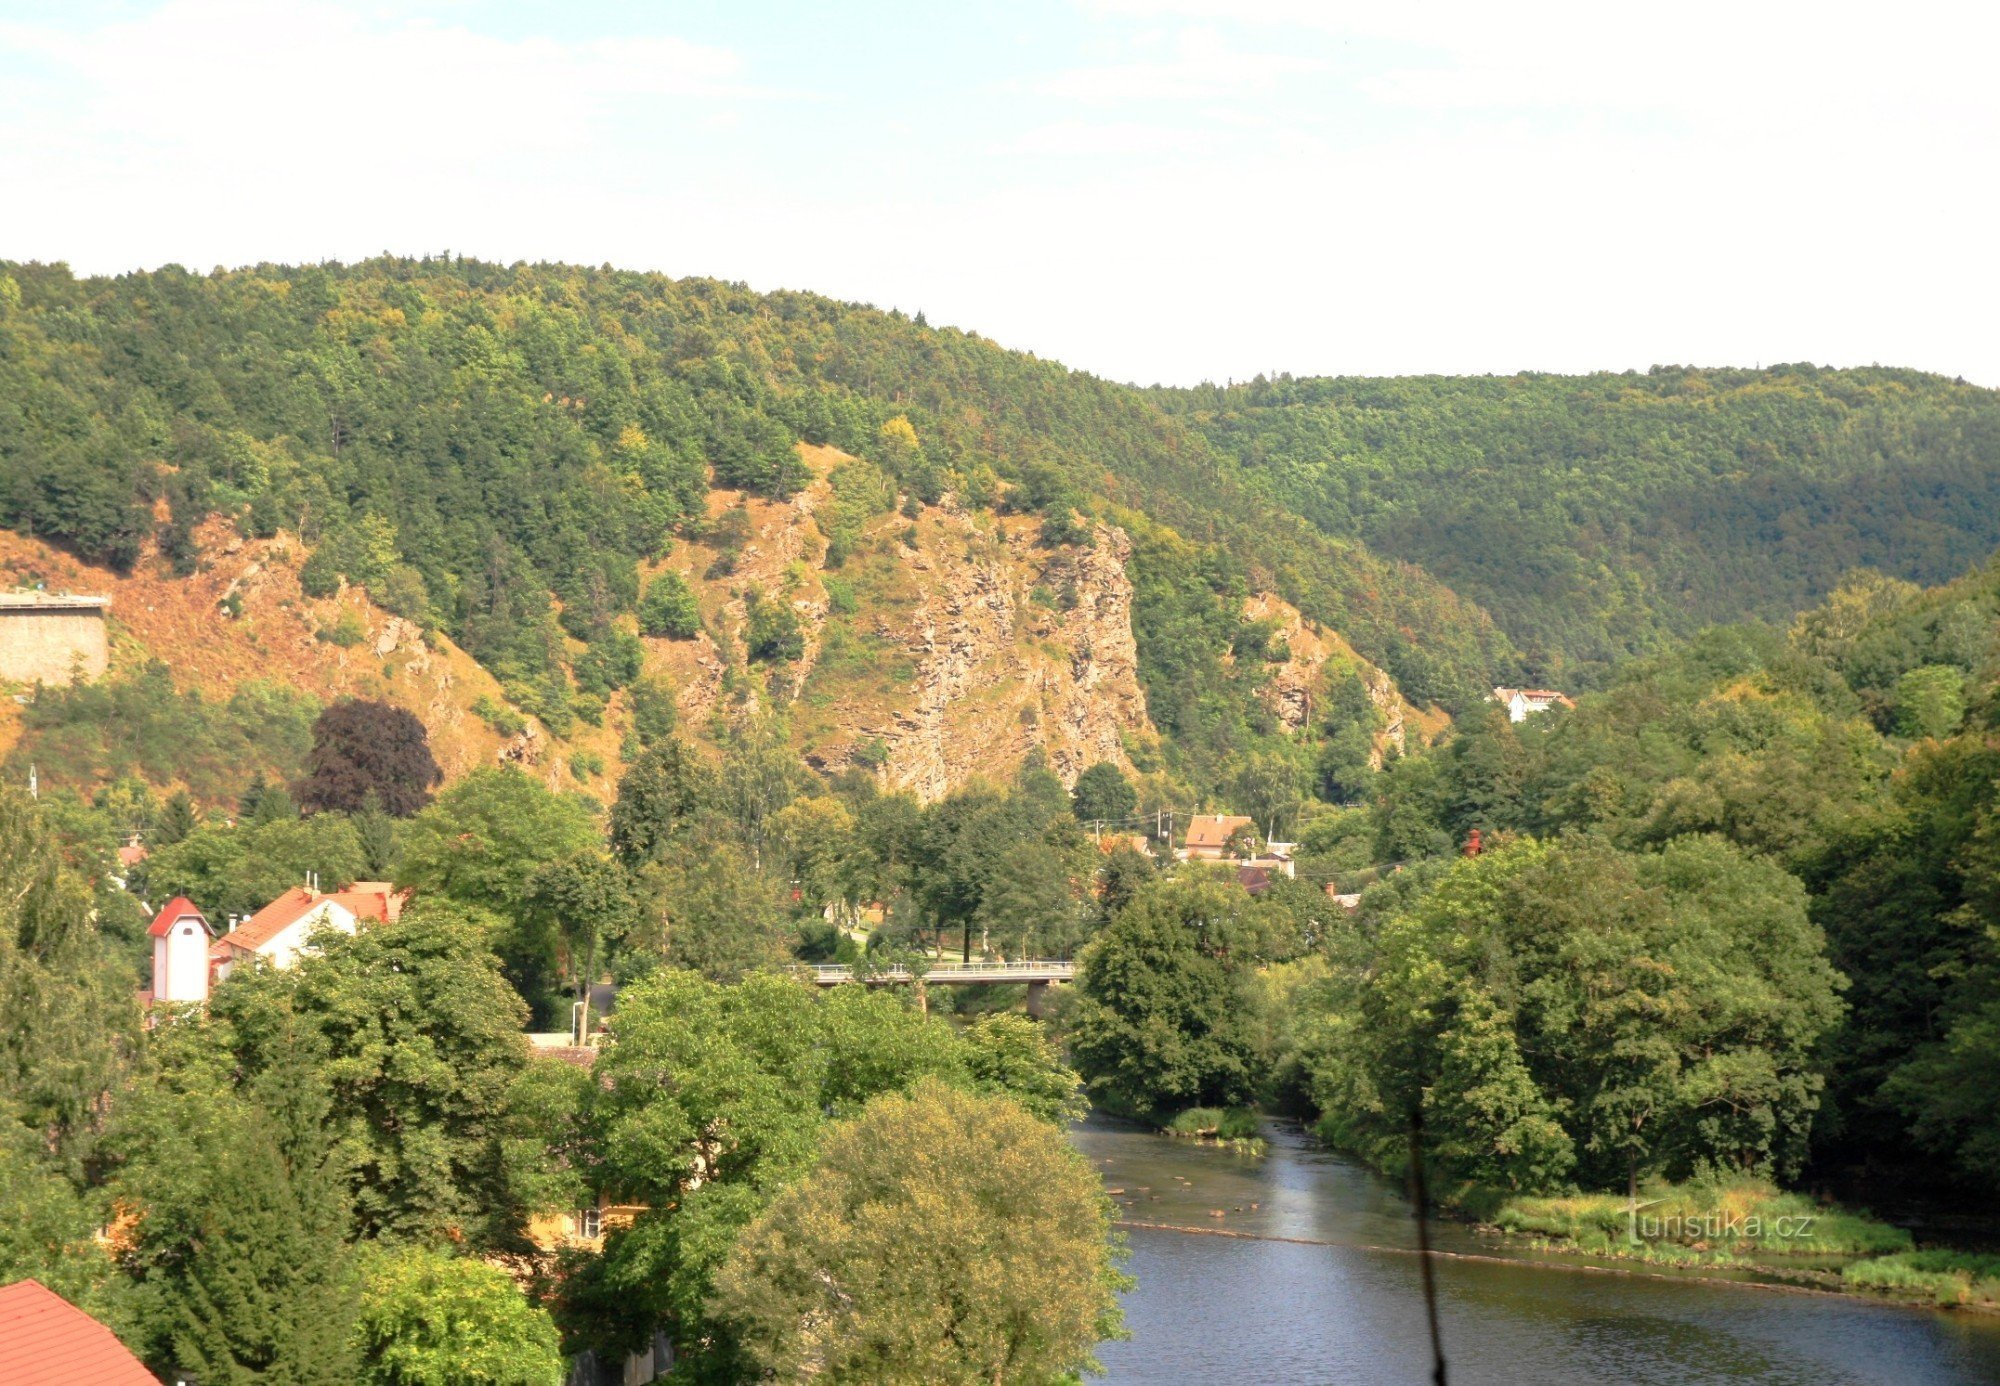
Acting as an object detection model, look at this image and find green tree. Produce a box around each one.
[1894,664,1968,740]
[638,570,701,640]
[608,740,712,869]
[643,843,793,981]
[1068,874,1269,1118]
[743,589,804,664]
[210,902,534,1244]
[147,813,368,920]
[119,1063,360,1384]
[1314,836,1846,1192]
[1071,761,1137,823]
[397,768,600,916]
[568,971,1079,1373]
[353,1245,563,1386]
[712,1080,1123,1385]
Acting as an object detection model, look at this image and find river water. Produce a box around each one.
[1072,1116,2000,1385]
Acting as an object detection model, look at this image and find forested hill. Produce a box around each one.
[0,259,1504,769]
[1155,368,2000,687]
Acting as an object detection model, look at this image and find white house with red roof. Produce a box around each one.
[1491,686,1575,723]
[210,879,409,978]
[147,896,213,1005]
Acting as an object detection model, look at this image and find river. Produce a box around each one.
[1072,1115,2000,1385]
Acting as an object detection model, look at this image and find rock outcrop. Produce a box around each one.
[1243,591,1443,765]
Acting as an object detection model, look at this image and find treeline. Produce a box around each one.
[1157,367,2000,688]
[0,258,1507,799]
[1303,558,2000,1195]
[0,712,1138,1378]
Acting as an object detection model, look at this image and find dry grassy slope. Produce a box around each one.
[0,442,1441,805]
[639,444,1162,801]
[1242,591,1451,762]
[0,519,592,792]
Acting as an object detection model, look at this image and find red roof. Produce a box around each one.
[147,896,210,939]
[1182,814,1256,851]
[0,1279,154,1385]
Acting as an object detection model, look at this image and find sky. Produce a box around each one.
[2,0,1996,386]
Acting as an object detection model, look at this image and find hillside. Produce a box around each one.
[0,257,1484,809]
[0,517,578,801]
[1157,368,2000,687]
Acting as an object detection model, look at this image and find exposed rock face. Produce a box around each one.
[1244,591,1429,765]
[868,518,1149,802]
[642,446,1156,802]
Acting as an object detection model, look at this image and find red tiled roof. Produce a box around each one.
[327,881,409,923]
[1182,814,1255,850]
[0,1279,154,1385]
[116,842,148,868]
[147,896,209,939]
[214,885,362,957]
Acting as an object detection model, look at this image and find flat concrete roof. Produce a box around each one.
[0,593,111,611]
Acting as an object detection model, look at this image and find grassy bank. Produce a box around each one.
[1162,1107,1267,1155]
[1844,1251,2000,1308]
[1472,1179,1911,1269]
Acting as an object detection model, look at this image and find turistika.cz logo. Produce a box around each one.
[1626,1199,1816,1243]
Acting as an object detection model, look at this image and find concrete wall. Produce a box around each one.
[0,608,109,684]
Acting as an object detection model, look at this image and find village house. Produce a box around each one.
[1490,685,1575,722]
[0,1279,154,1385]
[1178,813,1258,861]
[146,896,214,1006]
[209,879,408,977]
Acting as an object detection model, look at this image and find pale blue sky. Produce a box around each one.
[3,1,1995,385]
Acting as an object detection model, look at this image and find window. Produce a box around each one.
[579,1206,602,1240]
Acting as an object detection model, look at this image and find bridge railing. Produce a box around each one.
[807,960,1076,983]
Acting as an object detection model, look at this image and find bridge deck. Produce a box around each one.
[808,960,1075,986]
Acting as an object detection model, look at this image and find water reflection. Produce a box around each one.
[1072,1116,2000,1385]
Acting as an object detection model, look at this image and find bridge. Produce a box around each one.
[807,959,1075,1014]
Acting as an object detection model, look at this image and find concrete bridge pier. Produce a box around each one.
[1026,980,1050,1019]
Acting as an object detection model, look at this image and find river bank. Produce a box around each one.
[1073,1113,2000,1383]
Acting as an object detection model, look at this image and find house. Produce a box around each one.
[147,896,213,1005]
[1097,833,1153,857]
[1179,814,1257,861]
[209,880,409,977]
[1238,854,1296,881]
[1490,686,1574,723]
[0,1279,154,1385]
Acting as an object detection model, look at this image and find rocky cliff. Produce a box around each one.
[637,446,1156,801]
[1242,591,1447,763]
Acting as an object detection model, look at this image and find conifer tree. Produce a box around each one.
[152,1066,359,1384]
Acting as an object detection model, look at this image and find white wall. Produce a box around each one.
[260,902,359,969]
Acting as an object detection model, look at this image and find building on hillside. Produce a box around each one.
[0,591,110,685]
[1097,833,1153,857]
[1179,814,1257,861]
[1238,854,1296,881]
[1490,686,1574,723]
[146,896,213,1006]
[209,880,410,977]
[0,1278,155,1385]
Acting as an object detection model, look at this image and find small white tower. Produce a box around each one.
[148,897,213,1004]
